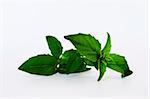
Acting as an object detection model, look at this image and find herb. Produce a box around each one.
[18,55,58,75]
[46,36,62,59]
[58,49,90,74]
[64,33,101,62]
[65,32,133,81]
[19,36,90,75]
[19,33,133,81]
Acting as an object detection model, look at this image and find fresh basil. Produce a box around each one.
[97,59,107,81]
[18,55,58,75]
[64,33,101,62]
[106,54,133,78]
[102,32,111,56]
[46,36,63,58]
[19,32,133,82]
[58,49,91,74]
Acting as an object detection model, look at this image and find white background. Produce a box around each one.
[0,0,149,99]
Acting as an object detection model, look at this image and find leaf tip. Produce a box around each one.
[18,65,26,72]
[106,32,110,37]
[46,35,55,41]
[97,73,104,81]
[18,66,22,70]
[121,70,133,78]
[97,77,101,81]
[64,35,68,39]
[46,35,50,39]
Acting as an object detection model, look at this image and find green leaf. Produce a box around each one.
[97,59,107,81]
[102,32,111,56]
[83,58,96,66]
[18,54,58,75]
[58,49,91,74]
[106,54,133,77]
[64,33,101,62]
[46,36,63,58]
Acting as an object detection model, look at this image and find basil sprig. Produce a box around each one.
[65,32,133,81]
[19,33,133,81]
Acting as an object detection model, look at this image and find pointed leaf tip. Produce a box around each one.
[102,32,111,55]
[97,60,107,81]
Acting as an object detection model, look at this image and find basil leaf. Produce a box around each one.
[64,33,101,62]
[46,36,63,58]
[102,32,111,56]
[18,54,58,75]
[83,58,96,66]
[106,54,133,77]
[58,49,91,74]
[97,59,107,81]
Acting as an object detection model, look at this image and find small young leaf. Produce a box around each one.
[102,32,111,56]
[46,36,63,58]
[106,54,133,77]
[58,49,91,74]
[97,59,107,81]
[64,33,101,62]
[18,55,58,75]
